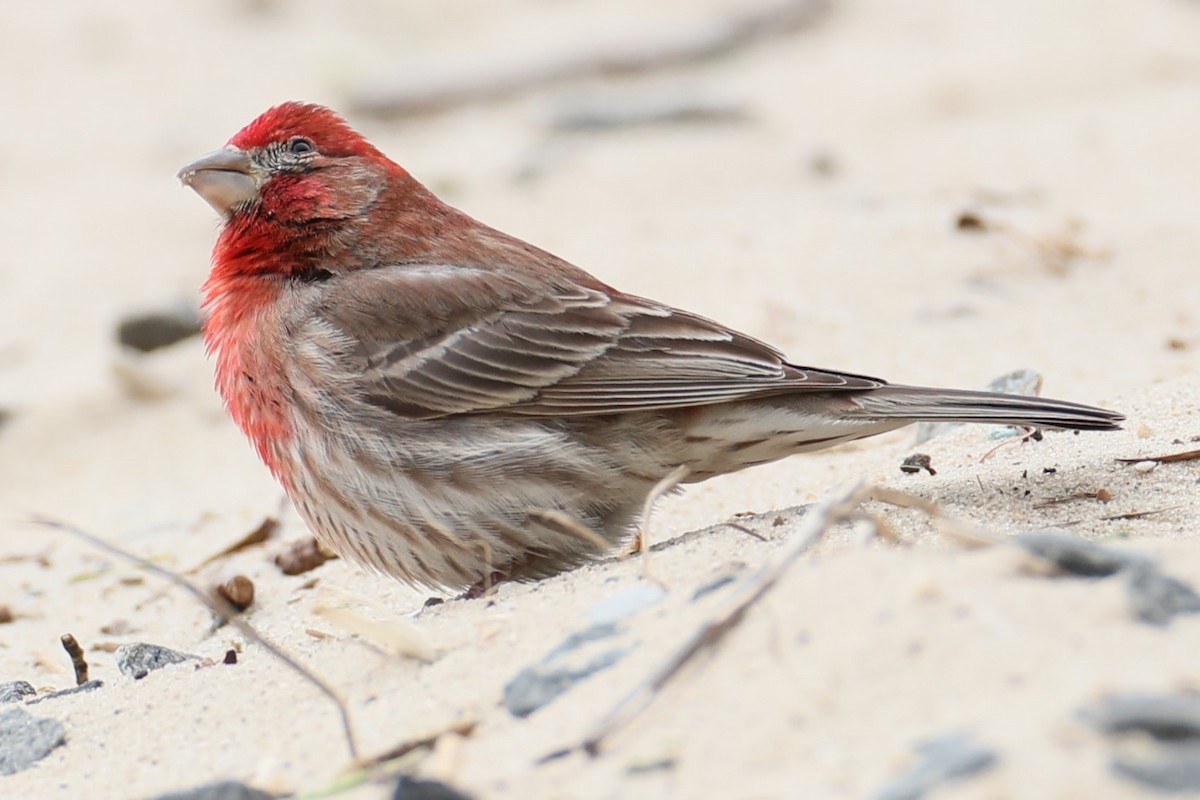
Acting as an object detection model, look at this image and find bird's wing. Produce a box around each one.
[315,264,884,420]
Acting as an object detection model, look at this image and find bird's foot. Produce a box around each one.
[460,571,508,600]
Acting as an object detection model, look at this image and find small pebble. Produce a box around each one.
[1015,531,1149,578]
[1113,742,1200,792]
[504,622,627,718]
[0,681,36,704]
[0,707,66,775]
[392,775,476,800]
[274,537,335,575]
[150,780,277,800]
[1126,566,1200,626]
[954,210,988,232]
[899,453,936,476]
[1079,693,1200,792]
[872,731,997,800]
[215,575,255,612]
[116,305,202,352]
[1132,460,1157,474]
[116,642,199,680]
[1080,692,1200,737]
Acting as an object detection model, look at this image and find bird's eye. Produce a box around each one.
[288,138,315,156]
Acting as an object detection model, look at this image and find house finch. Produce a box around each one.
[179,102,1123,592]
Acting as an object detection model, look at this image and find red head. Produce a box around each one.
[180,102,585,287]
[178,102,398,226]
[179,103,422,472]
[226,101,386,160]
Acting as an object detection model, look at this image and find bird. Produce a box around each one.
[178,102,1123,592]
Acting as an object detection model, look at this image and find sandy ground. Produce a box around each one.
[2,0,1199,798]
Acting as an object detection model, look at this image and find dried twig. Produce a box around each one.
[1117,449,1200,465]
[313,586,437,663]
[350,0,828,118]
[60,633,89,685]
[303,717,478,797]
[1099,506,1181,523]
[1033,488,1112,508]
[580,480,868,755]
[189,516,279,574]
[865,485,1004,548]
[27,516,360,761]
[369,717,479,765]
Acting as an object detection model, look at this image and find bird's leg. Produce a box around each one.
[526,508,611,553]
[460,571,508,600]
[979,424,1042,462]
[628,465,690,582]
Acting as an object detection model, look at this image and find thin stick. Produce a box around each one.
[1098,506,1181,522]
[866,485,1004,547]
[1117,449,1200,465]
[350,0,828,117]
[27,516,360,761]
[631,465,692,587]
[60,633,89,685]
[581,480,868,755]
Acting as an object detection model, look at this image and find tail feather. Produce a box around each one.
[850,384,1124,431]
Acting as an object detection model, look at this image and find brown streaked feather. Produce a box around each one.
[316,263,884,420]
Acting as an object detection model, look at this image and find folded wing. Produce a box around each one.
[316,264,884,420]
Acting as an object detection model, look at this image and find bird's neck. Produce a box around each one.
[201,268,294,483]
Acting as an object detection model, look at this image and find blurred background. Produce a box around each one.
[1,0,1197,541]
[1,2,1199,797]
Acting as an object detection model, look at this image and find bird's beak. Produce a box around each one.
[177,147,258,219]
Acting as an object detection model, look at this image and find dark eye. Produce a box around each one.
[288,138,314,155]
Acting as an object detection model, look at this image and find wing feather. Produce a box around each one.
[314,264,884,419]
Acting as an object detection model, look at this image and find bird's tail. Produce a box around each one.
[849,384,1124,431]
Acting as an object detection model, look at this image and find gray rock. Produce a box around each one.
[1113,742,1200,792]
[1079,692,1200,739]
[1080,693,1200,792]
[150,781,276,800]
[392,775,476,800]
[0,707,66,775]
[504,622,627,718]
[116,642,199,680]
[1015,531,1149,578]
[0,681,36,704]
[116,304,202,352]
[873,731,998,800]
[1011,534,1198,625]
[1126,566,1200,626]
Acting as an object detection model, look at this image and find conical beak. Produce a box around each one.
[177,147,257,219]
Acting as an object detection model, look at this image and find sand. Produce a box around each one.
[2,0,1199,797]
